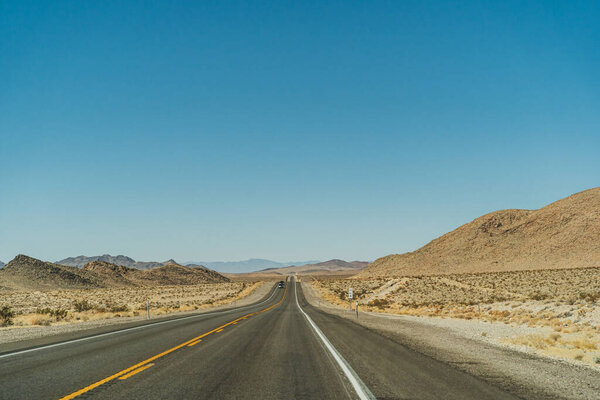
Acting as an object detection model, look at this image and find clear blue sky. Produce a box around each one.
[1,1,599,264]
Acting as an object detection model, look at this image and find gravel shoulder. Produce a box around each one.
[0,281,271,348]
[302,280,600,400]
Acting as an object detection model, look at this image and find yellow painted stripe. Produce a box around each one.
[118,363,154,380]
[58,284,287,400]
[215,329,224,333]
[187,340,202,347]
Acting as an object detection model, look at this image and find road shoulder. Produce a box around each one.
[301,280,600,400]
[0,282,273,354]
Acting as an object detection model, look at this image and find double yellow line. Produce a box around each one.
[60,284,287,400]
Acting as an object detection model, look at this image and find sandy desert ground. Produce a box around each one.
[0,281,263,328]
[307,267,600,366]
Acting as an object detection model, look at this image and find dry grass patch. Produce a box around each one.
[1,281,263,328]
[309,267,600,366]
[504,332,600,364]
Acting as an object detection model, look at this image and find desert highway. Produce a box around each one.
[0,278,520,400]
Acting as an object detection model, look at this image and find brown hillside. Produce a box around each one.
[138,263,230,285]
[0,255,101,290]
[82,261,231,286]
[80,261,140,287]
[359,187,600,277]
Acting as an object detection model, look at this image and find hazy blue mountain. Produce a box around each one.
[253,259,370,275]
[185,259,320,273]
[56,255,320,273]
[0,261,4,269]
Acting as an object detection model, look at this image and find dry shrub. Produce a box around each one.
[109,304,129,313]
[530,292,550,301]
[579,292,600,303]
[0,306,14,326]
[368,298,391,309]
[508,334,548,349]
[548,333,561,342]
[28,314,53,326]
[73,299,93,312]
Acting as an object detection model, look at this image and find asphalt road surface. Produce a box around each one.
[0,278,521,400]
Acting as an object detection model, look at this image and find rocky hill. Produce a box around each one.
[0,255,101,290]
[0,255,230,291]
[359,187,600,277]
[80,261,140,287]
[137,263,230,285]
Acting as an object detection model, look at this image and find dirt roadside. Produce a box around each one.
[0,281,272,346]
[301,280,600,400]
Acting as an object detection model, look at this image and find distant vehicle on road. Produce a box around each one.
[278,281,285,288]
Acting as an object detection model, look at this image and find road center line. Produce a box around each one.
[58,284,288,400]
[294,279,376,400]
[118,363,155,380]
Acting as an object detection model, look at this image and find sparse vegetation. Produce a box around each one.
[312,266,600,311]
[309,267,600,366]
[579,292,600,303]
[108,304,129,313]
[73,299,93,312]
[0,281,263,327]
[35,307,68,320]
[530,292,549,301]
[0,306,15,326]
[368,298,390,309]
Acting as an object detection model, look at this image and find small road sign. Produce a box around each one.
[348,288,353,299]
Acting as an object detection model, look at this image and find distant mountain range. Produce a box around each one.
[184,259,321,273]
[55,255,320,273]
[0,255,229,291]
[0,261,4,268]
[256,259,369,275]
[56,255,178,270]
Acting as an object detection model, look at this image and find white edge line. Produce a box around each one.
[0,284,279,360]
[294,279,375,400]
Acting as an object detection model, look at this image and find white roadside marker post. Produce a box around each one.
[146,300,150,320]
[348,287,353,311]
[356,301,358,319]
